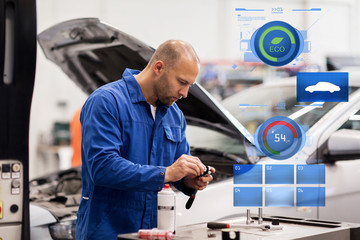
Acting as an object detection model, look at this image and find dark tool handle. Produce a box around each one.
[185,166,212,209]
[207,222,229,229]
[185,192,196,209]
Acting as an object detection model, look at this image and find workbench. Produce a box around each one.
[117,215,360,240]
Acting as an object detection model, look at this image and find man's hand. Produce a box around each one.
[165,154,205,183]
[183,167,216,190]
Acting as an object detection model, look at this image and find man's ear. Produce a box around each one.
[153,60,165,76]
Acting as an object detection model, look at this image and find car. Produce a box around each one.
[305,81,341,93]
[32,18,360,239]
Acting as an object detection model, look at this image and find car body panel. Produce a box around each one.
[38,18,154,95]
[30,204,56,239]
[30,204,57,228]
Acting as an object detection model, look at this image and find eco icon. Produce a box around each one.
[251,21,304,66]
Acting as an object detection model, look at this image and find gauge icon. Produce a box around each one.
[254,116,305,160]
[251,21,304,67]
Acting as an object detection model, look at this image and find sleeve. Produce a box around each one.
[81,91,165,192]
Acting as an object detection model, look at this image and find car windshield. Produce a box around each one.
[222,83,359,134]
[186,125,245,155]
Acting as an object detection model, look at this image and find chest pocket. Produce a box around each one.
[164,125,182,142]
[163,125,182,163]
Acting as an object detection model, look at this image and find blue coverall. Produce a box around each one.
[76,69,191,240]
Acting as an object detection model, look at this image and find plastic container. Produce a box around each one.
[138,229,174,240]
[157,184,176,233]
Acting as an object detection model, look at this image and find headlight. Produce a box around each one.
[49,217,76,240]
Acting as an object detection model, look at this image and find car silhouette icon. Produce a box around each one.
[305,82,341,93]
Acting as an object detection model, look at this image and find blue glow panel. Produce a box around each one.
[265,187,294,207]
[234,187,262,207]
[296,164,325,184]
[297,187,325,207]
[300,30,307,40]
[244,52,261,62]
[303,41,311,53]
[234,165,262,184]
[297,72,349,102]
[265,165,294,184]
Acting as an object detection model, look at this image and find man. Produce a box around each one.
[76,40,215,240]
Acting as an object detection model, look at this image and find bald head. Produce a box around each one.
[148,40,200,70]
[136,40,200,106]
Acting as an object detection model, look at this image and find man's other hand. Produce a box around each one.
[165,154,205,183]
[182,167,215,190]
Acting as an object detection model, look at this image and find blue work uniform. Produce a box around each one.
[76,69,191,240]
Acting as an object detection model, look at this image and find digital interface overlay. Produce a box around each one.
[231,6,346,209]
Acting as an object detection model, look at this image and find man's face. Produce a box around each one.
[155,57,199,106]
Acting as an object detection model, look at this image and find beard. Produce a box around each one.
[154,74,176,106]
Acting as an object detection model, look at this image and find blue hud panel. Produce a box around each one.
[265,187,294,207]
[297,72,348,102]
[244,52,261,62]
[234,187,262,207]
[296,164,325,184]
[265,165,294,184]
[234,165,262,184]
[297,187,325,207]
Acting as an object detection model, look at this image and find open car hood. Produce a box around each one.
[38,18,253,144]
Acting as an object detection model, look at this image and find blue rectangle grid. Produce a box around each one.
[234,187,262,207]
[265,187,294,207]
[297,72,349,102]
[297,187,325,207]
[265,165,294,184]
[297,164,325,184]
[234,165,262,184]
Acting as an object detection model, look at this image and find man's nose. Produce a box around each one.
[179,85,190,99]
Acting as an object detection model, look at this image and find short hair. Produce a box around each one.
[148,40,199,69]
